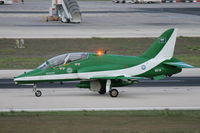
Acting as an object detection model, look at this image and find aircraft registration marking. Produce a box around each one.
[155,69,162,72]
[46,72,55,75]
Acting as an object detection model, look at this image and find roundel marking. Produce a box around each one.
[141,65,146,70]
[67,67,73,73]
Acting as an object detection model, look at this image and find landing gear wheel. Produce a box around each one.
[109,89,119,97]
[35,90,42,97]
[98,89,106,95]
[167,74,172,77]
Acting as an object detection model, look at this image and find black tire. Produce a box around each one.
[61,19,65,23]
[61,19,70,23]
[98,88,106,94]
[66,19,70,23]
[109,89,119,97]
[98,80,107,95]
[35,90,42,97]
[167,74,172,77]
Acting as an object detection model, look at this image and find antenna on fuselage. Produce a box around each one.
[104,50,109,54]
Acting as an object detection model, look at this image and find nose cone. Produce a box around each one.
[14,71,31,84]
[14,69,40,84]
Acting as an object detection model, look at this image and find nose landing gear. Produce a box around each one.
[33,84,42,97]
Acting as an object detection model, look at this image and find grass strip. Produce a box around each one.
[0,37,199,69]
[0,110,200,133]
[1,110,200,117]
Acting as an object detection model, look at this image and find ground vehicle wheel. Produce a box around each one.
[109,89,119,97]
[35,90,42,97]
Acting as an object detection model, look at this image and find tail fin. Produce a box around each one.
[141,28,177,59]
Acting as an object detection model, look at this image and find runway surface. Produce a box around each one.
[0,1,200,38]
[0,76,199,112]
[0,77,200,88]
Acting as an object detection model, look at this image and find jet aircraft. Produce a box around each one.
[14,28,193,97]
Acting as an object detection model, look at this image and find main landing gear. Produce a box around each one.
[33,84,42,97]
[98,80,119,97]
[99,88,119,97]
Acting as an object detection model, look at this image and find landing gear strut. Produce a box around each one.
[33,84,42,97]
[106,80,119,97]
[101,80,119,97]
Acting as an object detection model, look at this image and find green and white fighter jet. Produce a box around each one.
[14,28,193,97]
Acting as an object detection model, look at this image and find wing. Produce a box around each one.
[90,75,144,80]
[90,75,142,89]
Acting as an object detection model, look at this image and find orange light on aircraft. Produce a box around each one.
[97,50,103,56]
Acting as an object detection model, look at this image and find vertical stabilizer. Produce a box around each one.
[141,29,177,59]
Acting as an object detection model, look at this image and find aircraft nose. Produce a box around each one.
[13,69,41,84]
[13,71,32,84]
[14,75,24,84]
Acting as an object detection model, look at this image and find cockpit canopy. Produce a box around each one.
[37,52,88,70]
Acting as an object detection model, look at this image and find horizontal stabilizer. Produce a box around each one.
[164,62,194,68]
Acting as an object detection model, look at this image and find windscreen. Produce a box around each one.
[37,54,67,70]
[37,53,88,70]
[48,54,67,67]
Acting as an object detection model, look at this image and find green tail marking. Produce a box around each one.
[141,28,175,59]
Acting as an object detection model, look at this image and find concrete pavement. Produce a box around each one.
[0,86,199,112]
